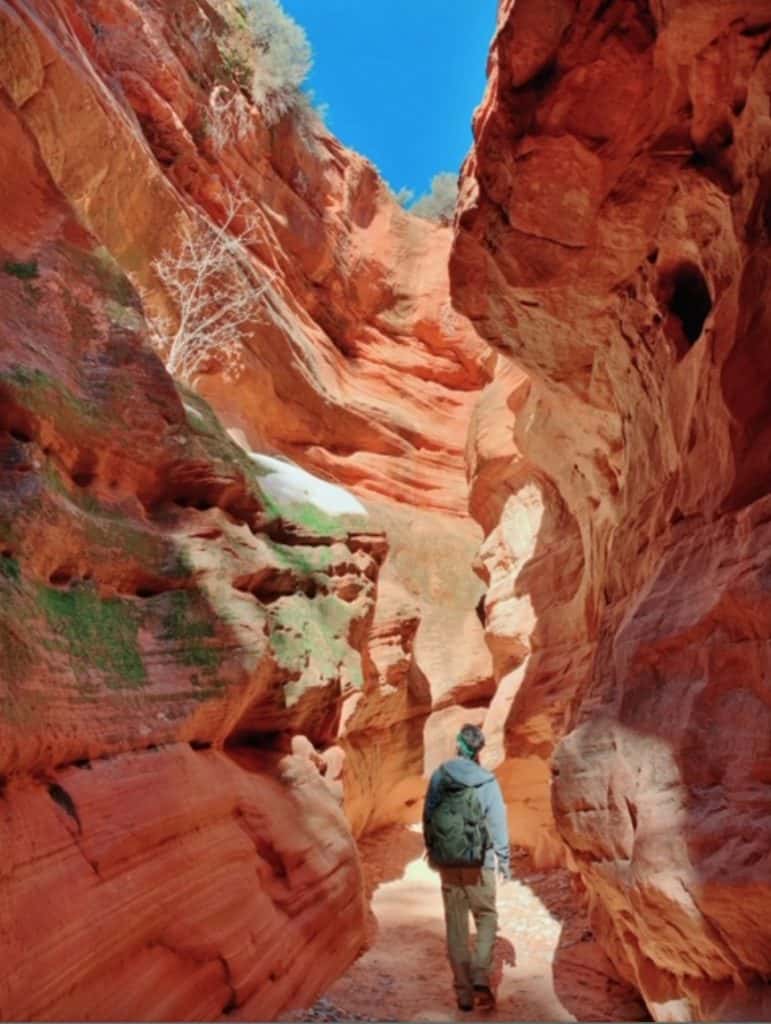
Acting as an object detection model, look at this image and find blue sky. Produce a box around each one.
[280,0,497,202]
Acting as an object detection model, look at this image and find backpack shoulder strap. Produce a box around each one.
[438,766,490,793]
[438,766,466,793]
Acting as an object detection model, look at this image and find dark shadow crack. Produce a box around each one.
[47,781,102,879]
[219,955,238,1015]
[47,782,81,832]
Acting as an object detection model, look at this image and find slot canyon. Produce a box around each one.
[1,0,771,1021]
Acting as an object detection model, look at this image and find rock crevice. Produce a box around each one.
[452,0,771,1018]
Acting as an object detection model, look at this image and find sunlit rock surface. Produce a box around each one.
[0,76,371,1020]
[0,1,497,1016]
[452,0,771,1017]
[0,0,495,837]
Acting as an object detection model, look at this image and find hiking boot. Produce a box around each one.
[474,985,496,1010]
[457,992,474,1012]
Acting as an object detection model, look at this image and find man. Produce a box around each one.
[423,723,511,1013]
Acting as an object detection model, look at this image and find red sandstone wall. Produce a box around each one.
[0,65,373,1020]
[0,2,496,1016]
[452,0,771,1018]
[0,0,495,834]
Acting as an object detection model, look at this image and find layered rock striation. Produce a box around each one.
[453,0,771,1018]
[0,0,495,833]
[0,0,498,1017]
[0,72,380,1019]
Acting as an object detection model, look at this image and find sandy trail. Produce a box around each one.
[287,826,647,1023]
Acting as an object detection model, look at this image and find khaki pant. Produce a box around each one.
[439,866,497,999]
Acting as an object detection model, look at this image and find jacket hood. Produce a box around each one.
[442,757,494,787]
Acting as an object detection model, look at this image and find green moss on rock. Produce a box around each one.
[1,365,100,424]
[39,460,185,574]
[178,385,265,485]
[62,243,136,308]
[3,260,38,280]
[270,541,334,576]
[278,501,356,539]
[175,386,368,546]
[159,589,221,670]
[39,583,146,690]
[0,555,20,582]
[269,593,363,705]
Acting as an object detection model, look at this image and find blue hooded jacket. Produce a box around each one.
[423,757,511,877]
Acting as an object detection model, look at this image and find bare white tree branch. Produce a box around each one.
[207,85,252,154]
[145,192,273,383]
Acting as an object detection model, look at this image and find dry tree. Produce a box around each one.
[147,193,273,382]
[392,186,415,208]
[207,85,253,154]
[243,0,312,124]
[410,172,459,225]
[207,1,321,151]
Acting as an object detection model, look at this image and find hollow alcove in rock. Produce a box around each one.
[656,261,713,360]
[7,0,745,1019]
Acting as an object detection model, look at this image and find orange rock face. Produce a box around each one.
[0,69,375,1020]
[0,0,495,836]
[0,1,495,1017]
[2,747,363,1021]
[453,0,771,1017]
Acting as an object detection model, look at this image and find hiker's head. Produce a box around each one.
[457,724,485,762]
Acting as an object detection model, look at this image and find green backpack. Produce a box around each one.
[426,769,489,868]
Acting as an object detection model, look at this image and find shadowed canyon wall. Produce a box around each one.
[0,0,496,1018]
[0,91,377,1019]
[16,0,771,1018]
[0,0,495,839]
[0,6,400,1017]
[452,0,771,1019]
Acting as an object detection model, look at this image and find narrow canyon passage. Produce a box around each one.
[5,0,771,1019]
[285,827,647,1024]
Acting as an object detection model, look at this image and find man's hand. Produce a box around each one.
[498,870,512,887]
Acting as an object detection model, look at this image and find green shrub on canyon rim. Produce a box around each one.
[242,0,312,124]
